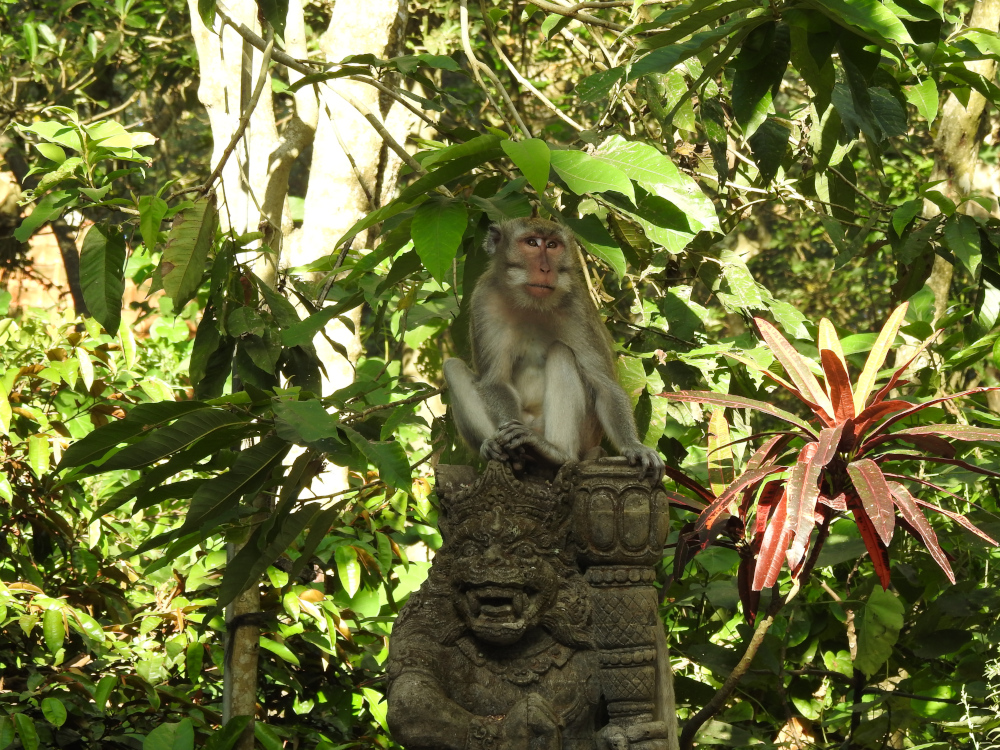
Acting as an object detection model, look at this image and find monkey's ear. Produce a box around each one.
[484,224,502,255]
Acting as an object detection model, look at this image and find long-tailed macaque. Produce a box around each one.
[444,218,665,481]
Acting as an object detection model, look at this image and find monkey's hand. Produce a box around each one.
[621,442,665,484]
[496,421,571,465]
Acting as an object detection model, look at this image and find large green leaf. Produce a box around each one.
[79,222,127,334]
[59,401,210,469]
[807,0,913,44]
[747,118,791,187]
[182,436,290,531]
[138,195,168,251]
[564,214,627,279]
[99,409,249,472]
[629,16,758,80]
[660,391,817,435]
[943,214,981,278]
[731,22,790,137]
[398,150,503,203]
[854,587,903,676]
[279,292,365,347]
[412,198,468,283]
[217,504,322,608]
[501,138,550,196]
[273,398,343,445]
[342,425,411,493]
[641,0,756,50]
[592,136,719,232]
[549,149,635,202]
[14,190,74,242]
[161,194,218,310]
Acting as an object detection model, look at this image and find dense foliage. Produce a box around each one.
[5,0,1000,748]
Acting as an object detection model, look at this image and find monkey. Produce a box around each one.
[443,218,665,482]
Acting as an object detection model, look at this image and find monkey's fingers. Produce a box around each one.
[481,439,509,463]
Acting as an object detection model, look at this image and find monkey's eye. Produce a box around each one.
[526,237,540,247]
[547,241,558,249]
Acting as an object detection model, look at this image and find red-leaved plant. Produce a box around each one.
[660,302,1000,620]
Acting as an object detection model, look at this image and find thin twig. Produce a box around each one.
[486,29,584,131]
[346,75,439,130]
[81,91,141,124]
[344,387,444,422]
[532,0,626,31]
[323,83,428,177]
[678,579,803,750]
[459,0,532,137]
[201,30,274,194]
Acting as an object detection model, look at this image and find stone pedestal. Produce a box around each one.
[567,458,671,728]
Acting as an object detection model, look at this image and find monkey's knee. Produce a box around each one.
[443,357,475,389]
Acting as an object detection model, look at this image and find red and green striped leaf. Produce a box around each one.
[877,453,1000,479]
[886,481,955,583]
[663,464,714,503]
[820,349,855,422]
[845,490,892,589]
[695,464,785,535]
[853,302,908,414]
[867,387,999,440]
[893,423,1000,443]
[755,317,834,420]
[913,497,999,546]
[660,391,817,436]
[819,492,847,511]
[753,490,792,591]
[847,458,895,547]
[751,480,784,540]
[869,332,938,406]
[864,431,956,458]
[786,425,843,568]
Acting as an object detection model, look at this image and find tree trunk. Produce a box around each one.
[286,0,411,500]
[922,0,1000,324]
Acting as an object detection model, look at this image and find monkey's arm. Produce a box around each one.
[593,376,665,482]
[443,358,525,462]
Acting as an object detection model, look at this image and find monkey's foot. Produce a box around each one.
[621,443,666,484]
[496,421,570,465]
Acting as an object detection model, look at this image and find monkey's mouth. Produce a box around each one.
[525,283,555,298]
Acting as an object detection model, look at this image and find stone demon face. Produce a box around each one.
[446,507,564,646]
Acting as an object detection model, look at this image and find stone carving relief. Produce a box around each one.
[386,459,675,750]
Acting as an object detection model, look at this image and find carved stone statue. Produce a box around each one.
[387,459,675,750]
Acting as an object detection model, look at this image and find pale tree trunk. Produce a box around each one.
[922,0,1000,325]
[286,0,411,500]
[187,1,318,746]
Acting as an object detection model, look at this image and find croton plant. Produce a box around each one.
[660,303,1000,620]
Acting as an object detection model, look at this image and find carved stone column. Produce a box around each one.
[568,458,670,729]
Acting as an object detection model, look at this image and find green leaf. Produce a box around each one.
[260,636,301,665]
[335,544,361,597]
[575,67,625,102]
[31,140,66,163]
[592,136,719,232]
[93,674,117,713]
[161,195,219,310]
[13,714,38,750]
[905,78,938,123]
[273,399,342,445]
[139,195,169,251]
[13,190,74,242]
[182,436,289,531]
[143,718,195,750]
[27,435,49,478]
[641,0,756,50]
[204,717,252,750]
[398,150,503,203]
[854,586,903,676]
[99,410,248,472]
[79,222,126,334]
[629,17,757,80]
[661,390,817,435]
[420,134,502,170]
[412,198,468,283]
[808,0,913,44]
[731,22,790,137]
[564,214,627,279]
[501,139,551,196]
[870,88,907,138]
[42,607,64,653]
[549,149,635,202]
[279,292,365,347]
[943,214,981,277]
[60,401,209,469]
[891,199,922,235]
[747,117,790,187]
[342,425,412,493]
[41,697,67,728]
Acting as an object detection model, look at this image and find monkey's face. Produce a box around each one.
[517,233,565,299]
